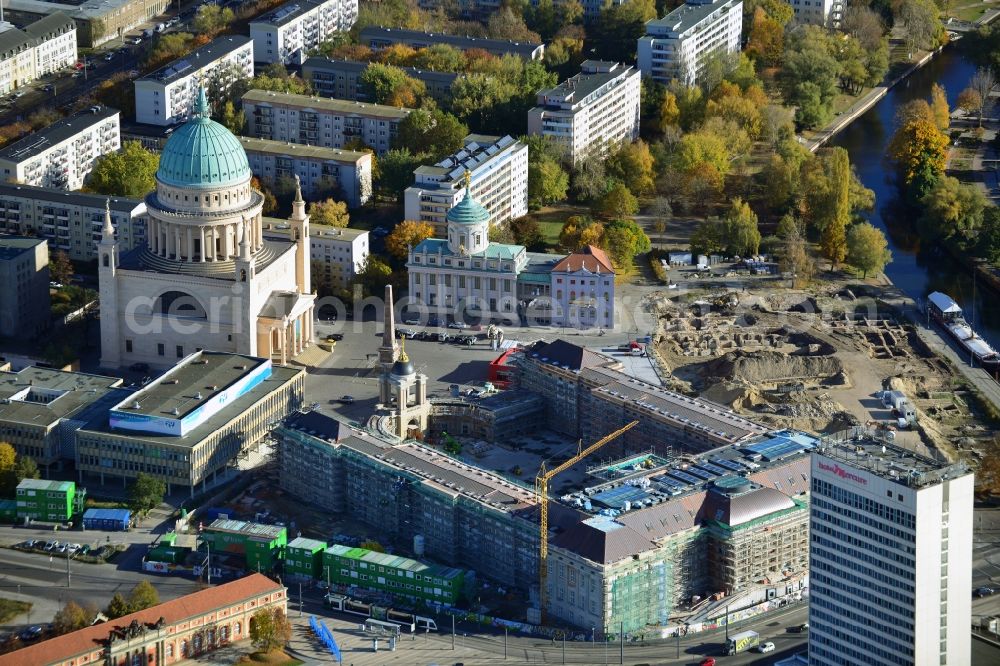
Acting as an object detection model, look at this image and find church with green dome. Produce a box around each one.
[98,88,317,370]
[407,172,616,328]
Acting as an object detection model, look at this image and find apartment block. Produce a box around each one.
[15,478,85,522]
[637,0,743,86]
[250,0,359,65]
[238,136,372,208]
[135,36,254,126]
[242,89,411,154]
[2,0,169,47]
[264,218,369,291]
[302,57,459,105]
[0,184,146,262]
[323,544,465,604]
[0,366,125,473]
[791,0,837,25]
[360,26,544,60]
[0,12,76,95]
[808,432,973,666]
[404,134,528,236]
[527,60,640,164]
[0,106,121,190]
[0,237,48,339]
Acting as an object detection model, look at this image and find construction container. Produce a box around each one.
[285,537,327,579]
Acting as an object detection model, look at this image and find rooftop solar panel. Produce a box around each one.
[699,463,729,476]
[687,467,716,480]
[669,471,701,485]
[653,475,687,491]
[712,458,746,472]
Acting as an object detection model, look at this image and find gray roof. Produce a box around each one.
[238,135,369,163]
[242,90,412,119]
[139,35,251,85]
[360,26,542,58]
[250,0,328,27]
[814,431,972,489]
[0,26,33,60]
[0,183,143,213]
[0,236,45,260]
[1,0,150,21]
[0,366,123,428]
[535,62,633,106]
[302,57,461,84]
[703,485,797,527]
[413,134,520,183]
[23,11,75,39]
[526,339,615,372]
[551,516,656,565]
[645,0,740,35]
[0,107,119,163]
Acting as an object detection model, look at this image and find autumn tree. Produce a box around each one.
[49,250,74,286]
[192,5,233,35]
[899,0,946,54]
[510,216,545,250]
[360,63,425,107]
[219,100,245,135]
[780,222,815,287]
[888,117,949,199]
[86,141,159,197]
[393,108,467,160]
[127,581,159,612]
[721,198,761,257]
[846,223,892,278]
[802,148,856,268]
[601,217,651,270]
[385,220,434,260]
[527,150,569,208]
[746,7,784,67]
[607,140,656,195]
[970,67,996,127]
[308,200,349,228]
[105,593,131,620]
[354,254,393,296]
[594,181,639,219]
[559,216,604,252]
[53,601,91,635]
[920,176,988,242]
[930,83,951,131]
[958,87,983,117]
[250,607,292,652]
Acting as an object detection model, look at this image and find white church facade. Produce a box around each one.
[99,88,316,370]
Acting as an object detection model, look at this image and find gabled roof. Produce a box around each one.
[527,339,610,372]
[0,574,283,666]
[552,516,656,564]
[552,245,614,274]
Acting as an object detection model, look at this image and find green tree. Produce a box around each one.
[690,218,726,256]
[510,216,545,250]
[888,117,949,198]
[52,601,90,635]
[571,157,611,203]
[978,206,1000,262]
[721,198,761,257]
[920,176,988,241]
[846,223,892,278]
[49,250,74,286]
[354,254,393,296]
[146,33,196,70]
[127,581,159,612]
[250,607,292,652]
[393,109,467,160]
[594,181,639,219]
[86,141,159,197]
[528,155,569,207]
[601,217,651,269]
[105,593,131,620]
[802,148,856,268]
[127,473,165,522]
[899,0,945,53]
[192,5,234,35]
[486,7,541,42]
[360,62,425,107]
[308,199,349,227]
[376,149,420,202]
[591,0,657,63]
[219,100,245,135]
[780,26,840,128]
[608,140,656,195]
[385,220,434,260]
[409,44,465,72]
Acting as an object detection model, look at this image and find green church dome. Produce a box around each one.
[446,174,491,226]
[156,88,251,189]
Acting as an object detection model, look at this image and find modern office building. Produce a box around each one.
[323,544,466,604]
[637,0,743,86]
[527,60,641,164]
[808,431,974,666]
[2,0,170,47]
[0,573,286,666]
[202,519,288,571]
[242,89,411,154]
[302,57,460,105]
[0,106,121,190]
[265,219,369,292]
[0,184,146,262]
[250,0,359,65]
[0,237,49,339]
[285,536,327,579]
[359,26,544,60]
[15,478,84,522]
[238,137,372,208]
[0,12,76,95]
[0,365,125,473]
[75,351,305,495]
[98,90,316,369]
[134,36,254,126]
[404,134,528,237]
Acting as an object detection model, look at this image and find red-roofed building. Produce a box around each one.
[0,573,286,666]
[549,245,615,329]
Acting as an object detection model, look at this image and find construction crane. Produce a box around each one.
[535,420,639,621]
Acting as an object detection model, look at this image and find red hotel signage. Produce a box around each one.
[818,461,868,485]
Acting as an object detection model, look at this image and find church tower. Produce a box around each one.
[98,200,121,369]
[383,336,429,439]
[446,170,490,256]
[288,175,310,296]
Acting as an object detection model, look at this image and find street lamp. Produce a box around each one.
[197,539,211,584]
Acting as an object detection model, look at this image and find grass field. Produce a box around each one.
[0,598,31,624]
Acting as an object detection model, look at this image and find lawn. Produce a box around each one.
[236,650,303,666]
[0,598,31,624]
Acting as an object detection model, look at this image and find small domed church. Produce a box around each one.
[98,89,315,370]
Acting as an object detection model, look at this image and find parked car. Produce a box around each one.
[790,623,809,633]
[758,641,775,653]
[43,541,58,551]
[338,395,355,404]
[103,52,115,61]
[975,586,996,597]
[67,543,82,554]
[79,544,90,555]
[397,328,416,338]
[438,332,451,342]
[427,315,441,327]
[447,321,469,329]
[402,316,420,325]
[326,333,343,341]
[42,84,54,93]
[699,658,716,666]
[18,626,43,642]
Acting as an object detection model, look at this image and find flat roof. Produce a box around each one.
[0,366,123,427]
[251,0,328,28]
[0,236,44,259]
[645,0,740,34]
[238,136,369,163]
[242,89,412,119]
[360,26,542,58]
[287,536,327,551]
[302,57,460,84]
[17,478,74,493]
[206,518,286,541]
[412,134,520,184]
[0,182,143,212]
[139,35,251,85]
[326,544,463,579]
[1,0,156,20]
[814,428,971,489]
[535,62,633,105]
[0,106,119,163]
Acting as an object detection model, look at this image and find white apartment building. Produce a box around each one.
[809,432,973,666]
[404,134,528,237]
[134,36,254,126]
[637,0,743,86]
[549,245,615,329]
[238,136,372,208]
[527,60,641,164]
[0,13,76,95]
[0,184,146,261]
[0,107,121,191]
[266,218,368,290]
[790,0,837,25]
[242,89,411,154]
[250,0,359,65]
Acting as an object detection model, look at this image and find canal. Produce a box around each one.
[829,46,1000,345]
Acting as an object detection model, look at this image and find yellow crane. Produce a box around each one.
[535,420,639,621]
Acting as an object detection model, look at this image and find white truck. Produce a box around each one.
[726,629,760,655]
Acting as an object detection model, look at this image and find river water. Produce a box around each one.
[828,46,1000,345]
